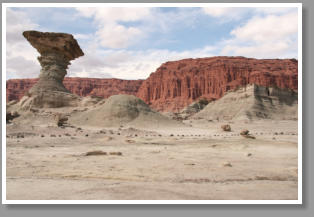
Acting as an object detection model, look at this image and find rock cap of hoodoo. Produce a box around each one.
[23,30,84,61]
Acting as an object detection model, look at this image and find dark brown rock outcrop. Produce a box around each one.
[136,56,298,112]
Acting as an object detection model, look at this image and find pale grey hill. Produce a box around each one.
[69,94,182,129]
[192,84,298,121]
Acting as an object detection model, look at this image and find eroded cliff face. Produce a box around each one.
[6,78,143,101]
[136,57,298,112]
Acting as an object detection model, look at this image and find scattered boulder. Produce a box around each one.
[109,152,122,156]
[6,111,19,123]
[221,124,231,132]
[55,113,68,127]
[240,130,256,139]
[222,162,232,167]
[85,151,107,156]
[240,130,249,135]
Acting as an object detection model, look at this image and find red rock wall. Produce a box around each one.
[6,77,143,102]
[136,57,298,112]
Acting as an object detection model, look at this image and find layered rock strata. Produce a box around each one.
[193,84,298,121]
[136,57,298,112]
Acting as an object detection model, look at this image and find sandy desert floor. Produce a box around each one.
[6,120,298,200]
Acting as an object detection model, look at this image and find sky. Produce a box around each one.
[5,6,299,80]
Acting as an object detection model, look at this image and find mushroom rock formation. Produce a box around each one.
[23,30,84,94]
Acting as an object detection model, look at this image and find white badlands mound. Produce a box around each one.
[69,94,181,128]
[193,84,298,121]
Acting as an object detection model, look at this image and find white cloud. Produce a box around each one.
[76,7,150,22]
[254,7,296,15]
[203,7,243,18]
[202,7,251,22]
[75,7,150,49]
[230,12,298,43]
[219,12,298,58]
[95,23,142,49]
[67,46,216,80]
[6,8,40,79]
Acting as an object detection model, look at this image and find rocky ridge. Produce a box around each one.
[136,57,298,112]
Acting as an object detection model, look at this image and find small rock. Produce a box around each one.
[247,153,252,157]
[85,151,107,156]
[221,124,231,132]
[223,162,232,167]
[240,130,249,136]
[109,152,122,156]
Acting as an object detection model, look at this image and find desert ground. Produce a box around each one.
[6,117,298,200]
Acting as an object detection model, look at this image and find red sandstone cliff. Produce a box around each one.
[6,78,143,102]
[6,56,298,112]
[136,56,298,112]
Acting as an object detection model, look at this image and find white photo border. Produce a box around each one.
[1,2,303,205]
